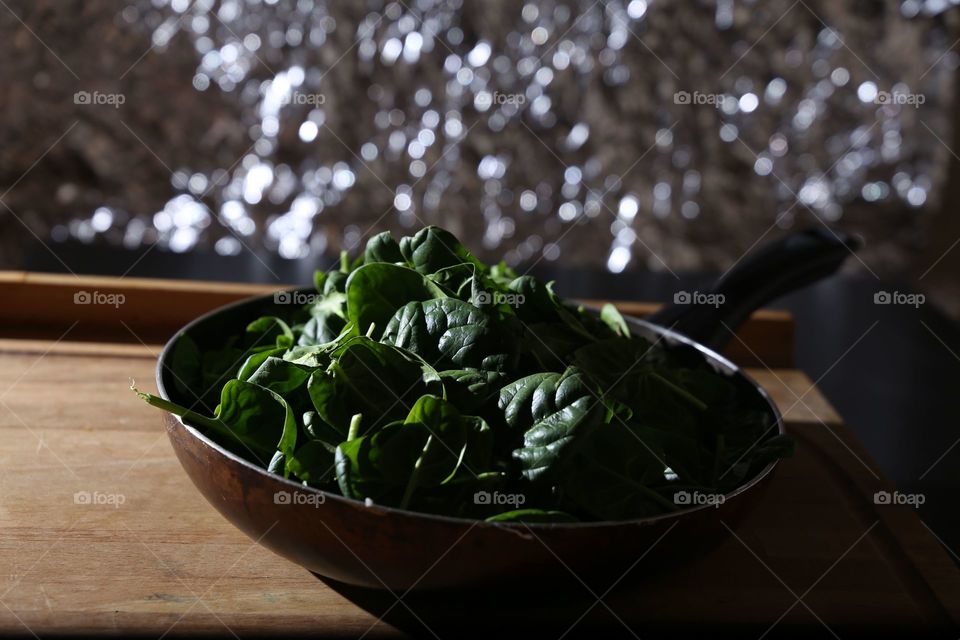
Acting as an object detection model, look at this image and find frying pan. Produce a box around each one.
[156,229,859,594]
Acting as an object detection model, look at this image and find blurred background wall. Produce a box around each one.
[1,0,958,308]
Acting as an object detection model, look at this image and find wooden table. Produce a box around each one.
[0,273,957,637]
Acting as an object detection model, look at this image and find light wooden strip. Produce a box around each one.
[0,338,159,359]
[0,272,796,367]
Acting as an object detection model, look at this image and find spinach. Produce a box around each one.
[300,291,347,346]
[363,230,405,265]
[247,316,295,349]
[247,357,314,395]
[381,298,515,372]
[557,421,680,520]
[437,369,504,413]
[135,379,296,471]
[307,337,441,439]
[399,226,484,274]
[345,262,445,339]
[485,509,578,524]
[500,369,604,483]
[286,440,335,485]
[335,394,491,510]
[139,224,790,522]
[600,303,631,338]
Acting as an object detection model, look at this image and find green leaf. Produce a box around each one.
[134,380,296,470]
[287,440,335,484]
[302,410,343,451]
[600,303,631,338]
[237,346,287,382]
[437,369,504,413]
[426,262,480,300]
[246,357,314,395]
[334,395,491,510]
[324,270,348,295]
[313,270,327,293]
[557,421,680,520]
[485,509,578,523]
[574,338,709,416]
[307,337,441,438]
[345,263,445,339]
[399,225,485,274]
[168,333,202,399]
[246,316,295,349]
[381,298,515,372]
[500,368,603,482]
[298,291,348,346]
[363,230,405,264]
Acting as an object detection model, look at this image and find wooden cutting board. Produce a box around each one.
[0,274,956,637]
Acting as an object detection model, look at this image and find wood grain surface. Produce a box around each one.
[0,339,956,637]
[0,272,795,367]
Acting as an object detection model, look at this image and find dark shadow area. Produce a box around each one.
[314,571,950,639]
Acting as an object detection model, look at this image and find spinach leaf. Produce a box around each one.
[237,346,287,382]
[557,421,679,520]
[299,291,347,346]
[600,303,631,338]
[247,356,314,395]
[307,337,441,438]
[302,410,344,451]
[168,333,202,399]
[363,230,405,264]
[381,298,515,372]
[500,368,604,483]
[335,395,491,510]
[485,509,578,523]
[135,380,296,471]
[345,263,445,339]
[247,316,295,349]
[399,225,484,274]
[324,270,348,294]
[287,440,335,484]
[437,369,504,413]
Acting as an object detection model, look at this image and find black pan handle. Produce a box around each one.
[647,228,862,351]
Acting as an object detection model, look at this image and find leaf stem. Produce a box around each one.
[399,435,433,510]
[347,413,362,441]
[649,372,708,411]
